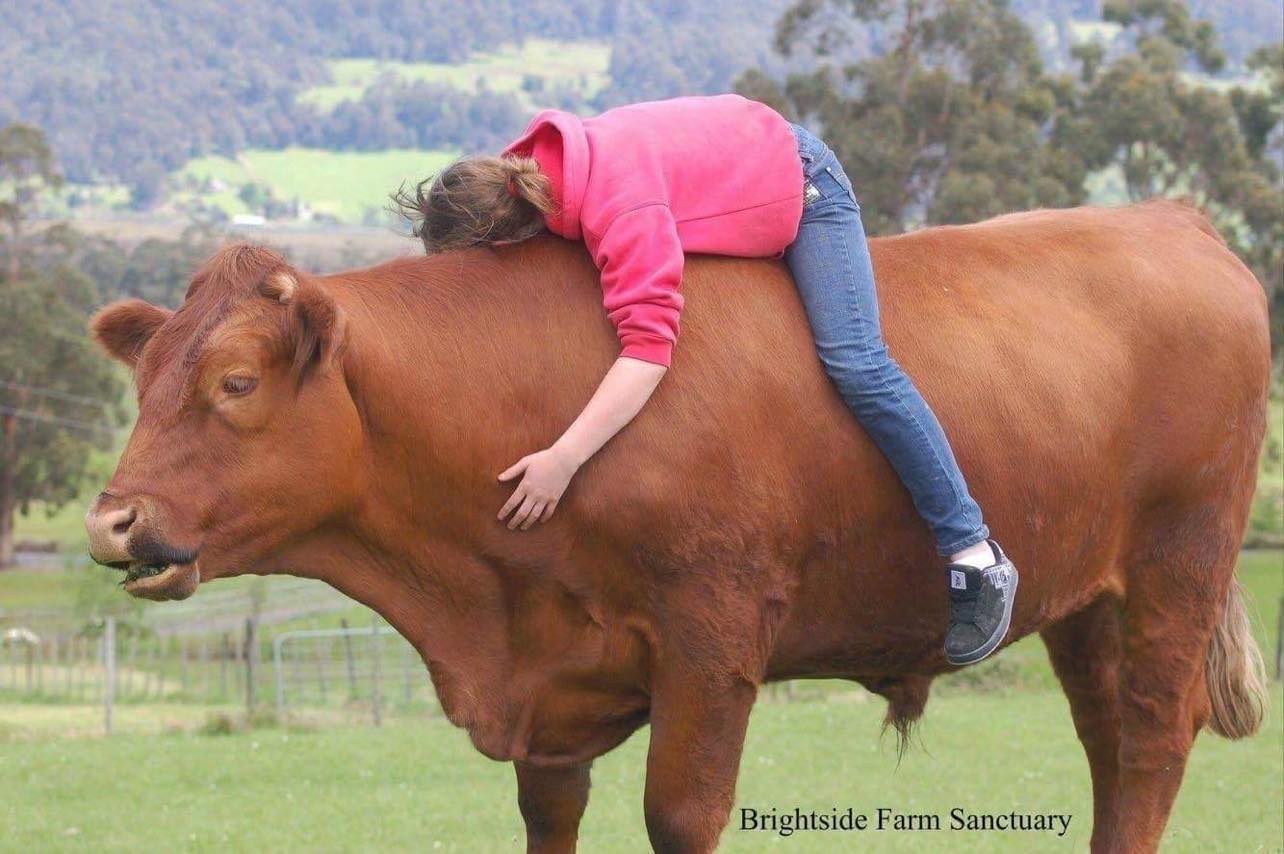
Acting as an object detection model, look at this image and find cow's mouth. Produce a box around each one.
[124,562,167,583]
[117,560,201,601]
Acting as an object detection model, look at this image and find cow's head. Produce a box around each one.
[84,244,364,600]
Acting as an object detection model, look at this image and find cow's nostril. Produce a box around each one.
[112,508,137,536]
[86,502,140,565]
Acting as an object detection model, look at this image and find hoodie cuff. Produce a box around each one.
[619,334,674,367]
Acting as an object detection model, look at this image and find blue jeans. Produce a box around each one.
[785,123,989,556]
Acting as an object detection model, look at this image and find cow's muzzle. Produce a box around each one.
[86,493,201,601]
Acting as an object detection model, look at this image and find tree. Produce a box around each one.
[1230,43,1284,352]
[741,0,1280,358]
[738,0,1087,235]
[1068,3,1282,353]
[0,125,125,566]
[0,123,62,284]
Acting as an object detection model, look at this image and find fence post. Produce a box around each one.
[245,616,259,714]
[103,616,116,736]
[340,618,358,700]
[314,641,328,704]
[370,616,383,726]
[220,633,231,699]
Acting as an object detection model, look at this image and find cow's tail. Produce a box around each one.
[1205,580,1267,739]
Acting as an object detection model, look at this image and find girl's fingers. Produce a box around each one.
[520,502,546,531]
[508,495,538,530]
[498,486,526,520]
[498,457,530,482]
[539,501,557,522]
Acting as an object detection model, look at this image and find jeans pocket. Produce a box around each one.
[811,166,858,209]
[823,165,860,208]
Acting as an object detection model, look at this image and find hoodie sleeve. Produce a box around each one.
[588,204,684,367]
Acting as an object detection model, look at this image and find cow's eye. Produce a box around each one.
[221,374,259,396]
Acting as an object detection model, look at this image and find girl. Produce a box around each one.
[395,95,1018,666]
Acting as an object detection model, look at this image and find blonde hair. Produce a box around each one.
[391,155,556,253]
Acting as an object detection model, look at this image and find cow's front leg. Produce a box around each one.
[643,671,757,853]
[514,761,593,854]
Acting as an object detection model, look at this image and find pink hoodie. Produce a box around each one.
[502,95,803,366]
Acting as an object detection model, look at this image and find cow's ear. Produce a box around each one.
[90,300,173,368]
[261,272,346,385]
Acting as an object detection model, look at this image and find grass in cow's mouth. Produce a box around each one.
[123,564,169,584]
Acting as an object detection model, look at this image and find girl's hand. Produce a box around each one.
[495,356,665,532]
[497,445,580,530]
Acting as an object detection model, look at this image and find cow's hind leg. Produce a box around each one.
[515,761,592,854]
[1041,597,1123,852]
[643,668,757,853]
[1112,532,1239,853]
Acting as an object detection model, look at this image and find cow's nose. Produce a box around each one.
[85,496,137,565]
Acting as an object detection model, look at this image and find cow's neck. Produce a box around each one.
[279,520,540,756]
[278,273,578,749]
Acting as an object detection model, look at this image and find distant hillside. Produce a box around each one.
[1,0,786,195]
[1,0,1277,201]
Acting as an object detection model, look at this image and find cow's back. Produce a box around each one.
[329,201,1269,681]
[547,201,1269,677]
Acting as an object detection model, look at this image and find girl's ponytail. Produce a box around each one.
[391,154,558,253]
[502,156,555,215]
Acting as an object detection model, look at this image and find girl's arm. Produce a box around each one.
[498,356,667,529]
[500,206,682,530]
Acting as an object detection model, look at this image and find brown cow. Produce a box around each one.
[85,200,1268,853]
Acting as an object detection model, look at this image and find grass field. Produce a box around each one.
[1,689,1279,851]
[177,148,459,223]
[297,39,611,112]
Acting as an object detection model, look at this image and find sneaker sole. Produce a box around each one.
[945,568,1019,667]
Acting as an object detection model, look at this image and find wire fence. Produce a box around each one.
[272,624,439,723]
[0,610,442,734]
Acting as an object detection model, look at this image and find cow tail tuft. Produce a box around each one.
[1205,580,1267,739]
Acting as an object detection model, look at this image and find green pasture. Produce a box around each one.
[177,148,458,222]
[1,682,1279,852]
[297,39,611,112]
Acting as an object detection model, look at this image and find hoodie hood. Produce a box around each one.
[502,109,589,240]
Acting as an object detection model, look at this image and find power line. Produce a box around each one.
[0,379,113,409]
[0,404,113,435]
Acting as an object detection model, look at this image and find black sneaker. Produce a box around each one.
[944,540,1019,666]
